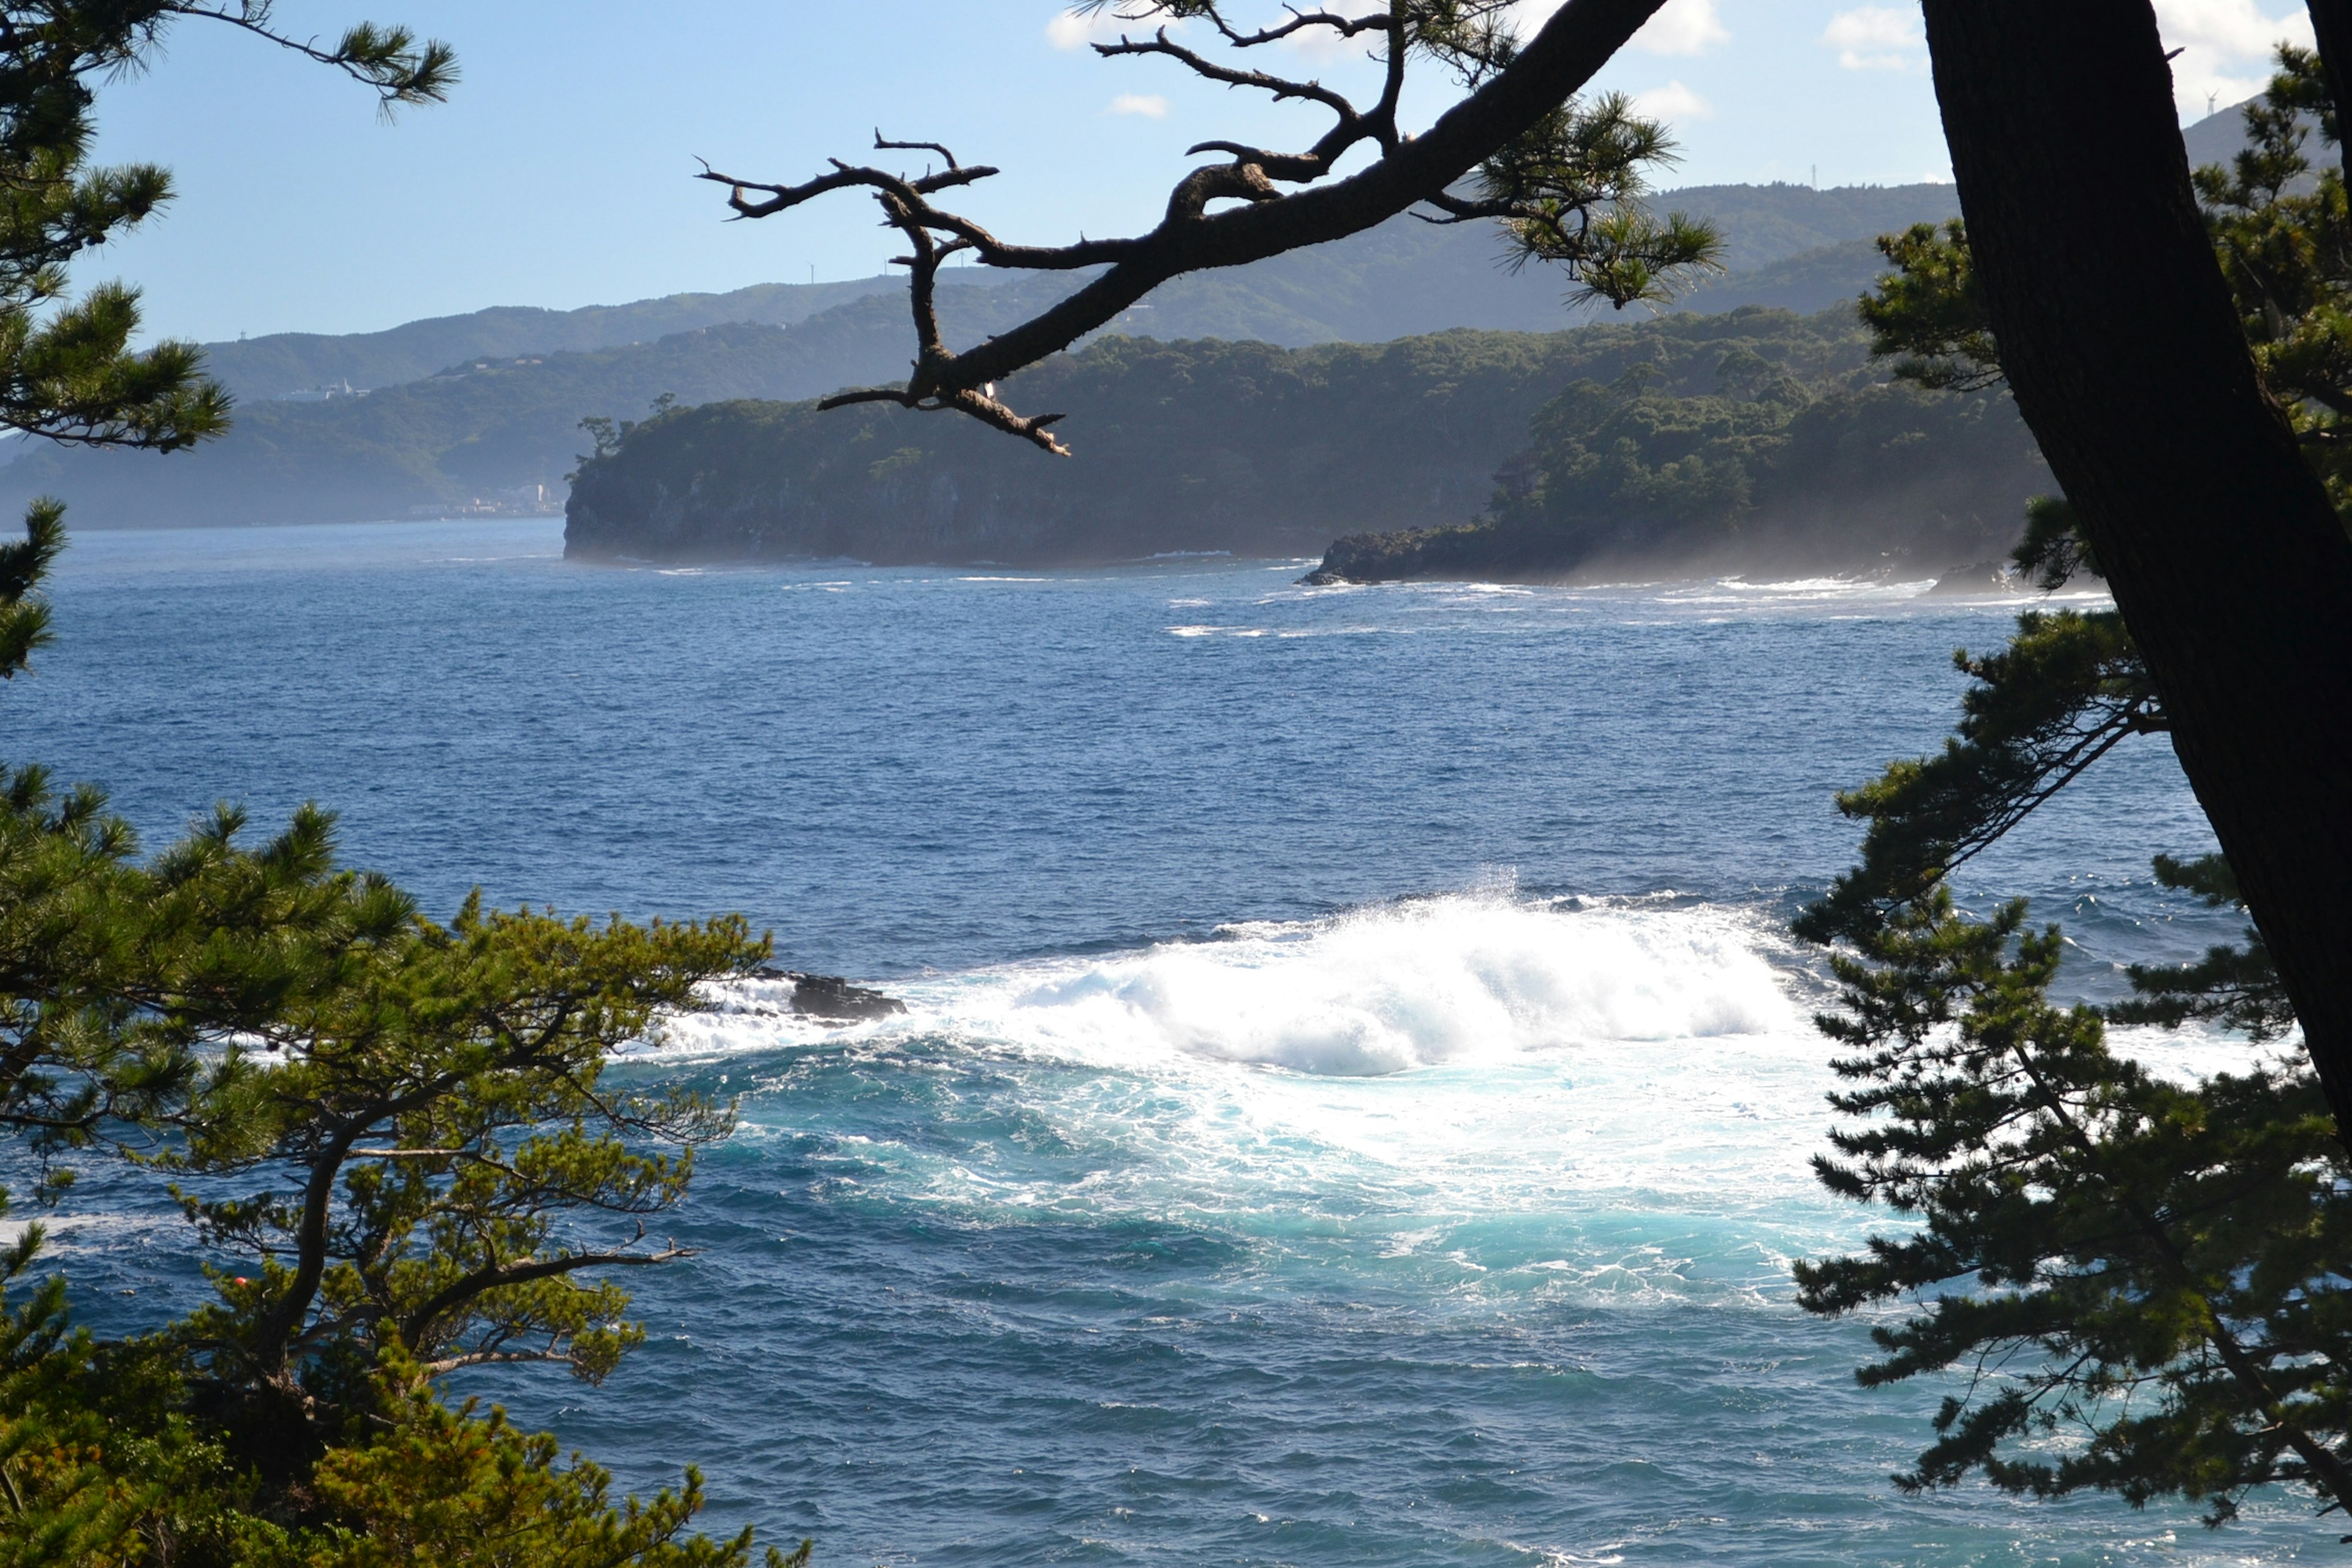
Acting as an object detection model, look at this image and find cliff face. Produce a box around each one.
[564,329,1660,566]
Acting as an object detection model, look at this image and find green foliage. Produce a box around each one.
[1794,608,2163,946]
[0,8,812,1566]
[169,895,762,1404]
[1795,893,2352,1525]
[0,777,785,1558]
[0,0,453,477]
[1855,220,2000,393]
[0,732,782,1560]
[1321,309,2046,582]
[1794,48,2352,1532]
[0,0,447,452]
[0,499,59,680]
[0,1229,161,1565]
[0,775,427,1207]
[2110,854,2296,1041]
[2194,46,2352,520]
[281,1362,804,1568]
[2009,493,2096,592]
[1476,92,1724,310]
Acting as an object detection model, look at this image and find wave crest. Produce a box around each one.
[993,895,1799,1075]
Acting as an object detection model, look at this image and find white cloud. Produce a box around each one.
[2154,0,2312,55]
[1820,6,1925,72]
[2153,0,2314,118]
[1630,0,1730,56]
[1632,80,1714,122]
[1048,8,1150,50]
[1107,92,1170,118]
[1047,12,1103,49]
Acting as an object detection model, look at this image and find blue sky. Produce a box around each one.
[88,1,2316,342]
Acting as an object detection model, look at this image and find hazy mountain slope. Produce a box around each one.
[197,277,935,402]
[0,285,1112,527]
[195,181,1966,403]
[1085,183,1948,341]
[1646,182,1957,270]
[22,179,1980,529]
[1672,239,1893,315]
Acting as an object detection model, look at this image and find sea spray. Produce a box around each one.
[650,894,1843,1250]
[663,894,1807,1076]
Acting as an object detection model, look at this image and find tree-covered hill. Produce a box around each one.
[1310,358,2045,584]
[562,306,2045,578]
[560,326,1623,565]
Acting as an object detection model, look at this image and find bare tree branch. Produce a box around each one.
[1096,28,1367,130]
[700,0,1673,451]
[1212,7,1393,47]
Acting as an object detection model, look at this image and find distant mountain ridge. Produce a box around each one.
[197,180,1962,403]
[194,276,978,403]
[19,110,2278,545]
[10,179,1974,529]
[187,100,2302,408]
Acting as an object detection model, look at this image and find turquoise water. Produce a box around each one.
[16,519,2313,1563]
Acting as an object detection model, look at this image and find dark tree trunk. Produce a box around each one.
[1920,1,2352,1134]
[2311,0,2352,183]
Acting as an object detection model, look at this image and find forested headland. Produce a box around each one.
[565,306,2047,581]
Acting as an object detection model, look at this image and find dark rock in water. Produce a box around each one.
[755,969,908,1022]
[1925,560,2018,596]
[1300,526,1496,586]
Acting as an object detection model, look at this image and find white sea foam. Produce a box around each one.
[658,895,1807,1078]
[979,895,1801,1076]
[646,895,1875,1299]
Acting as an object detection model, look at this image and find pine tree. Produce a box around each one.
[0,10,807,1564]
[1795,894,2352,1525]
[1791,48,2352,1531]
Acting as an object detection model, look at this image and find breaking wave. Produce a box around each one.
[661,894,1807,1077]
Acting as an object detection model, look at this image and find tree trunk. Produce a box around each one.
[2310,0,2352,183]
[1920,1,2352,1134]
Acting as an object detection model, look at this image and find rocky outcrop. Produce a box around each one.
[777,972,908,1023]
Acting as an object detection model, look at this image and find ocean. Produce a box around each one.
[13,518,2309,1564]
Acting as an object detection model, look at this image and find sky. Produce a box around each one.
[85,0,2320,344]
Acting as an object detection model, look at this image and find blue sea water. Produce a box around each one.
[12,518,2315,1564]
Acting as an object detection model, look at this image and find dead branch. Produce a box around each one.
[1095,28,1365,127]
[873,132,963,170]
[702,0,1672,451]
[1210,7,1394,48]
